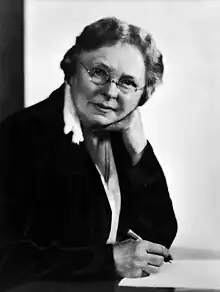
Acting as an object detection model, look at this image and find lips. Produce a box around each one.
[94,103,116,112]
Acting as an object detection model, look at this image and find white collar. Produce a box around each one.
[63,83,84,145]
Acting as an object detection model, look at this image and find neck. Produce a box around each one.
[82,125,110,141]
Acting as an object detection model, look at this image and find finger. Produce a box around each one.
[133,258,148,269]
[146,241,169,257]
[132,261,151,277]
[148,264,160,274]
[136,240,161,256]
[147,253,164,267]
[133,261,150,278]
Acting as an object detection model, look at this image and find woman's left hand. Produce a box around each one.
[106,108,147,165]
[122,108,147,165]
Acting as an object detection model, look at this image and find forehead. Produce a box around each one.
[80,43,145,80]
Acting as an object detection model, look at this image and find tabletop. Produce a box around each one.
[2,280,220,292]
[2,247,220,292]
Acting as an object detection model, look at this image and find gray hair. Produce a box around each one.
[60,17,164,105]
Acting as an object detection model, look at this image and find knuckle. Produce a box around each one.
[157,255,164,266]
[161,245,169,255]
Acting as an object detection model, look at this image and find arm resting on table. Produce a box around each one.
[124,141,178,249]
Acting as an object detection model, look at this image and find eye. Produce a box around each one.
[90,67,108,80]
[120,78,137,89]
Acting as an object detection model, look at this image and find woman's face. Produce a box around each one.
[69,43,146,129]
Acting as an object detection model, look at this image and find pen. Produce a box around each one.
[127,229,172,263]
[127,229,143,241]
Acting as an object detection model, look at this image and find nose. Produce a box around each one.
[103,80,119,100]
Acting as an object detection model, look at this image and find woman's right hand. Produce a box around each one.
[113,239,169,278]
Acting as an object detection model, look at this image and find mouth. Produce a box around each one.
[93,103,116,113]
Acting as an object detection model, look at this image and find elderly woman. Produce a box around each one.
[0,17,177,281]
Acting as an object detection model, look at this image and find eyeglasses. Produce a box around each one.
[79,62,145,94]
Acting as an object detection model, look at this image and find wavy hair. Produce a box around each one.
[60,17,164,105]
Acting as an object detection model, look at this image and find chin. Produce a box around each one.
[87,114,115,128]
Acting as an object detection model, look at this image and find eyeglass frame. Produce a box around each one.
[79,62,145,93]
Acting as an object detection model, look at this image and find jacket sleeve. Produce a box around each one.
[127,141,178,249]
[110,133,178,250]
[0,117,118,283]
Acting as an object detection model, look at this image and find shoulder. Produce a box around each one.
[0,84,65,137]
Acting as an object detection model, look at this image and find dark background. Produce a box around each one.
[0,0,24,123]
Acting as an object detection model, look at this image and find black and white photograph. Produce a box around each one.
[0,0,220,291]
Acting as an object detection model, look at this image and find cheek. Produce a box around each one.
[79,84,94,102]
[72,84,95,109]
[119,95,140,115]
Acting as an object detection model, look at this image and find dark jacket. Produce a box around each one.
[0,84,177,281]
